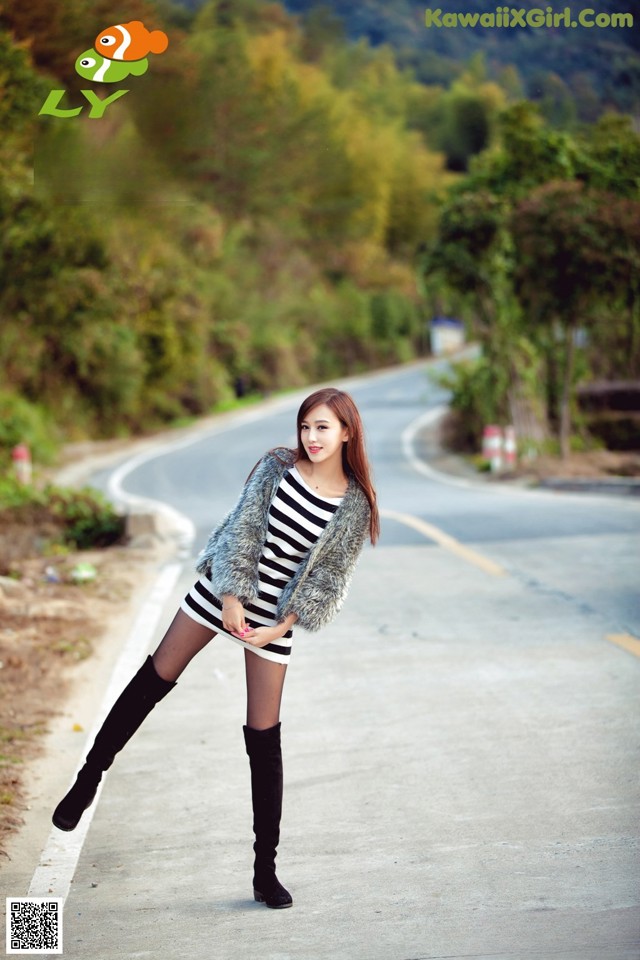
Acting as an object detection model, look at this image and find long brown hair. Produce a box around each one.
[294,388,380,545]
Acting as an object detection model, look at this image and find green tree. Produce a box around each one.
[0,0,455,452]
[512,180,640,456]
[299,4,345,63]
[529,70,577,128]
[576,114,640,198]
[0,28,49,133]
[471,101,580,197]
[422,186,539,441]
[416,59,505,172]
[421,100,640,453]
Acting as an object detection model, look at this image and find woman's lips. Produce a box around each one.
[308,446,322,453]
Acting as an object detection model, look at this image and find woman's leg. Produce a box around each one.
[244,649,287,730]
[243,650,292,907]
[53,609,215,831]
[152,609,217,682]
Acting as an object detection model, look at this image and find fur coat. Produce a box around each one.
[195,446,371,632]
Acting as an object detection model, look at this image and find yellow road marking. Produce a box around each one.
[380,508,507,578]
[606,634,640,659]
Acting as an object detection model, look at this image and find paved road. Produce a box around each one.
[112,361,640,637]
[17,362,640,958]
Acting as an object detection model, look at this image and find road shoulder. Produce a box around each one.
[1,536,176,896]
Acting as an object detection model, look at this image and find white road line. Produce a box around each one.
[401,405,481,491]
[108,446,196,558]
[28,562,184,900]
[393,406,507,576]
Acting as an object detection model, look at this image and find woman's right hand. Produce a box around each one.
[221,595,247,636]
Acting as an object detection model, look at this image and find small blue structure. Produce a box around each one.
[430,317,465,356]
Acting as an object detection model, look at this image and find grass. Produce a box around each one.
[50,635,92,660]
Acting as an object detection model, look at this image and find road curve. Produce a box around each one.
[27,362,640,960]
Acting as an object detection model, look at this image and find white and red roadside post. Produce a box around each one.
[12,444,32,484]
[482,425,517,474]
[503,425,517,471]
[482,425,503,473]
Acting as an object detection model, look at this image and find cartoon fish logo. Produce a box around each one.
[94,20,169,61]
[41,20,168,118]
[75,50,149,82]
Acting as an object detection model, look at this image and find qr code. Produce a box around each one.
[6,898,63,954]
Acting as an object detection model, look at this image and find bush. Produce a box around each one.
[433,356,503,451]
[46,486,125,549]
[0,472,46,510]
[0,474,125,550]
[0,391,60,467]
[369,290,421,362]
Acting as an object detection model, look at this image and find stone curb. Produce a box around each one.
[536,476,640,497]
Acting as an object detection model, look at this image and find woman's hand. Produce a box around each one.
[240,625,285,648]
[241,611,297,648]
[221,595,247,636]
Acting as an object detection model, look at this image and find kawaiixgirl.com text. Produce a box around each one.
[424,7,633,28]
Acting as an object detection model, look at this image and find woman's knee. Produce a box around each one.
[152,610,216,681]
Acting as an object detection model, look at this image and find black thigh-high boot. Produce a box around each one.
[52,656,176,831]
[243,722,293,909]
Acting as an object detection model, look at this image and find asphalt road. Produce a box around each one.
[109,360,639,637]
[14,361,640,959]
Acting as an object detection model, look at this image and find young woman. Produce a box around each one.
[52,387,379,909]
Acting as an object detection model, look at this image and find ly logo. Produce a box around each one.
[39,20,169,119]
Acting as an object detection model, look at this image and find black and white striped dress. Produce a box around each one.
[181,465,343,664]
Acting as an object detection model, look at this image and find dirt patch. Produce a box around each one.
[0,544,157,857]
[511,448,640,481]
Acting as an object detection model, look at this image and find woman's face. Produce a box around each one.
[299,403,349,466]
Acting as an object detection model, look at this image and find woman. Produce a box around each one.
[52,387,379,909]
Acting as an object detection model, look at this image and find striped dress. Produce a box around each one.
[181,465,343,664]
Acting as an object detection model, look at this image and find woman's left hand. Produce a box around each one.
[237,625,284,648]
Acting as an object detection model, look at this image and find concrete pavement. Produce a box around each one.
[10,531,639,960]
[3,357,640,959]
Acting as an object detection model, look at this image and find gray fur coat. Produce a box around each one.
[195,447,371,632]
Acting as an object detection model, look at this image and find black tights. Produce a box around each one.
[151,609,287,731]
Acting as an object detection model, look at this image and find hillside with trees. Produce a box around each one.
[0,0,639,466]
[264,0,640,122]
[422,103,640,458]
[0,0,454,460]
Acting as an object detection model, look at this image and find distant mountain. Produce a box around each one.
[171,0,640,118]
[285,0,639,112]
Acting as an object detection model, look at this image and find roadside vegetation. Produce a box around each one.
[2,0,636,468]
[0,475,139,853]
[0,475,125,571]
[2,1,639,466]
[422,104,640,459]
[1,0,451,462]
